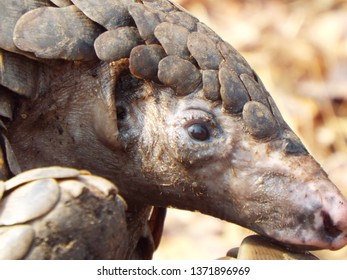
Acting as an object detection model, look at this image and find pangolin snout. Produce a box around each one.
[271,188,347,251]
[236,158,347,251]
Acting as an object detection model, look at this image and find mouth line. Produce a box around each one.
[258,235,324,252]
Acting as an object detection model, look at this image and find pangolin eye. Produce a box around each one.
[187,123,210,141]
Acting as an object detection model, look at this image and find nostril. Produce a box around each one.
[321,211,342,239]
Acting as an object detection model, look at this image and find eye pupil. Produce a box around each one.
[187,123,210,141]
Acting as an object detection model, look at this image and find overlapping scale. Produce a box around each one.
[187,32,223,70]
[129,44,166,82]
[158,55,201,96]
[242,101,278,139]
[128,3,161,44]
[0,225,35,260]
[13,6,102,60]
[0,88,15,120]
[94,27,142,61]
[0,179,60,226]
[0,167,128,259]
[71,0,134,30]
[0,0,51,55]
[5,166,80,191]
[0,50,39,98]
[154,22,190,59]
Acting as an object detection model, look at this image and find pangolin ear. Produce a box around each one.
[92,60,129,150]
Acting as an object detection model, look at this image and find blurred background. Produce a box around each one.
[153,0,347,260]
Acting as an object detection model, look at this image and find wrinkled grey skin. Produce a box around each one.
[2,0,347,257]
[9,58,347,252]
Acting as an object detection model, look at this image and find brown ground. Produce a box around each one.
[154,0,347,260]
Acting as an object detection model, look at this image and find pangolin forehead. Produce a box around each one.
[125,1,287,141]
[2,0,292,142]
[125,1,284,140]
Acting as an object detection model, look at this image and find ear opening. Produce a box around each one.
[93,59,129,151]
